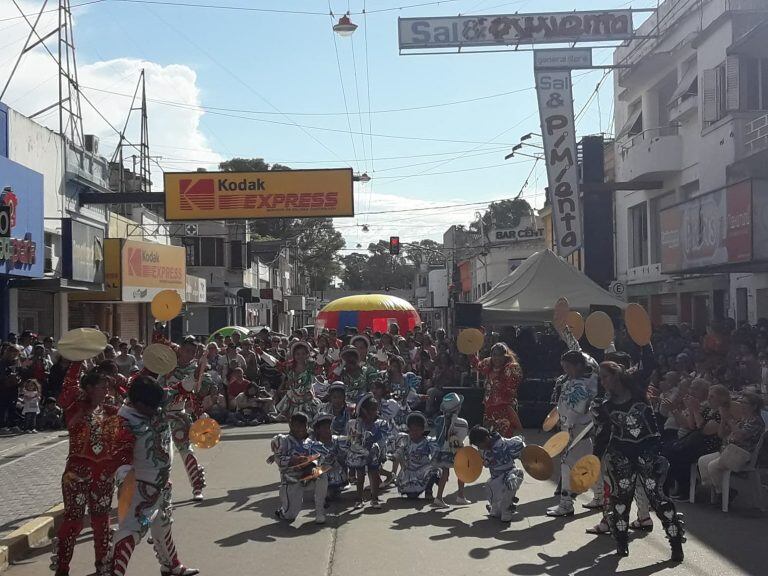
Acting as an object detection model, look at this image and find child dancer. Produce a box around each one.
[310,413,349,500]
[469,426,525,522]
[346,393,387,509]
[394,412,440,500]
[432,392,470,508]
[272,412,329,524]
[319,382,351,436]
[111,375,199,576]
[372,379,401,485]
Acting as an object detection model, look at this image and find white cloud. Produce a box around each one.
[0,2,221,180]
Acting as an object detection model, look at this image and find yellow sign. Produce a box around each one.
[121,240,186,302]
[164,168,354,221]
[69,238,121,302]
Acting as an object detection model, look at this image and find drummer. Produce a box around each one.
[273,412,328,525]
[468,426,525,522]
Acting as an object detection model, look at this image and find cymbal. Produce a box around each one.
[57,328,107,362]
[457,328,485,355]
[521,445,554,481]
[543,431,569,458]
[286,454,321,471]
[300,465,332,483]
[542,407,559,432]
[143,343,178,376]
[569,454,601,494]
[453,446,483,484]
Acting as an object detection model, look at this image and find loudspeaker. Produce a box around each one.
[454,303,483,328]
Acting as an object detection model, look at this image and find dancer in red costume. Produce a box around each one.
[51,361,121,576]
[471,343,523,436]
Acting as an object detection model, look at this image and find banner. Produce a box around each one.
[536,69,581,257]
[660,181,752,272]
[164,168,354,221]
[0,156,44,278]
[398,10,633,50]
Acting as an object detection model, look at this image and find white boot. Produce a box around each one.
[546,500,574,517]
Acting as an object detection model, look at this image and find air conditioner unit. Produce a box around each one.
[84,134,100,155]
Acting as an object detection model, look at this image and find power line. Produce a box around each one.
[80,83,536,116]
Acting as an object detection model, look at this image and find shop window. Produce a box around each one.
[629,202,648,268]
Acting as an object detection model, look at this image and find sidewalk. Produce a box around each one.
[0,431,68,538]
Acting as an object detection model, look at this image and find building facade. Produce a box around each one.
[613,0,768,330]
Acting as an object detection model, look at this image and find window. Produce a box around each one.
[650,192,677,263]
[742,56,768,111]
[230,240,243,269]
[184,237,225,267]
[629,203,648,268]
[618,100,643,140]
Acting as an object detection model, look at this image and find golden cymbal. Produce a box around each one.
[453,446,484,484]
[569,454,601,494]
[521,444,554,481]
[542,407,560,432]
[543,431,570,458]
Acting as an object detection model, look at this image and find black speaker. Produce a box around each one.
[454,303,483,328]
[444,386,484,429]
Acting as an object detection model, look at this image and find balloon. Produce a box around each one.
[151,290,183,322]
[521,445,554,481]
[625,303,652,346]
[457,328,485,355]
[566,311,585,340]
[453,446,484,484]
[569,454,601,494]
[553,297,570,333]
[189,418,221,449]
[542,407,560,432]
[585,311,615,350]
[57,328,107,362]
[543,431,570,458]
[117,469,136,523]
[143,343,178,376]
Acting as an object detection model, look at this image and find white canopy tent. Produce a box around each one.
[478,249,628,325]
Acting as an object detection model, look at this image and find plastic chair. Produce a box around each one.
[710,431,768,512]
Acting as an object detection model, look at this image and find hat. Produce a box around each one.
[388,354,406,369]
[290,341,312,357]
[57,328,108,362]
[340,345,359,359]
[350,335,370,349]
[143,344,178,376]
[312,413,334,427]
[327,381,346,395]
[405,411,427,427]
[440,392,464,414]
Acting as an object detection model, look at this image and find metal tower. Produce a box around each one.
[0,0,85,148]
[111,70,152,194]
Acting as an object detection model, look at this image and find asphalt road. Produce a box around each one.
[6,425,766,576]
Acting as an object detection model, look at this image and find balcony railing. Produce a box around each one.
[618,125,679,152]
[743,113,768,157]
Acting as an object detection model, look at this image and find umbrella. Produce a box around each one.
[207,326,251,344]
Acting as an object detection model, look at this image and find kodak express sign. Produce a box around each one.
[164,168,354,221]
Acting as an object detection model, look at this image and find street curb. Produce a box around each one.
[0,503,64,573]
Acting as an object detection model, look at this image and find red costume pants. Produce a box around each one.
[53,461,115,575]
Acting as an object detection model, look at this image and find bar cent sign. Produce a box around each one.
[398,10,633,50]
[164,168,354,221]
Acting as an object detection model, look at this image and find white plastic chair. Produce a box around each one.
[709,431,768,512]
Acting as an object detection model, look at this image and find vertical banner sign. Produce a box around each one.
[536,69,582,257]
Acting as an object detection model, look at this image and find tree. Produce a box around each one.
[471,198,534,233]
[405,239,445,268]
[339,240,415,291]
[218,157,345,290]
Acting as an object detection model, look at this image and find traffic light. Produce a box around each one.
[389,236,400,255]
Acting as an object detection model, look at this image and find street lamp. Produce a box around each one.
[333,13,358,37]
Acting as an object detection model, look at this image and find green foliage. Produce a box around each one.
[470,198,533,232]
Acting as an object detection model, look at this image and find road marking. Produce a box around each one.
[0,439,67,470]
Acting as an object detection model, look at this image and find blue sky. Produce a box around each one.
[1,0,656,248]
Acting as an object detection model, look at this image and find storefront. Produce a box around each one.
[0,154,44,338]
[69,239,186,342]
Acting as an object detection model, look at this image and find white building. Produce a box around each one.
[613,0,768,331]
